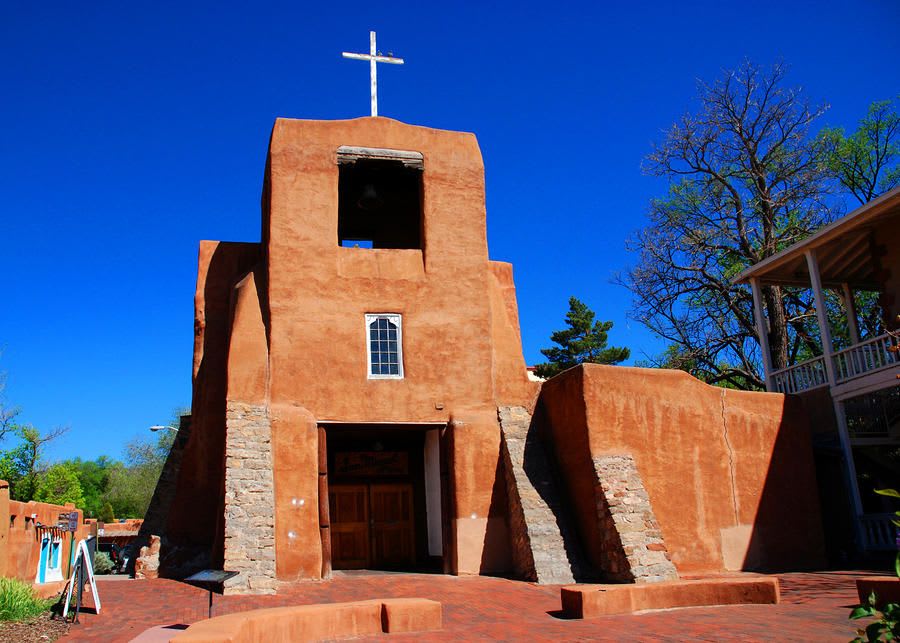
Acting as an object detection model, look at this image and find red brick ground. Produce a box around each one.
[62,570,876,641]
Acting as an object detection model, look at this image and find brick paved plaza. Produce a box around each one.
[60,570,880,641]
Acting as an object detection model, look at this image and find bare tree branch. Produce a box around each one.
[621,61,834,389]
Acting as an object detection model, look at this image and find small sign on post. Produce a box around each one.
[184,570,239,618]
[57,512,78,532]
[57,512,79,579]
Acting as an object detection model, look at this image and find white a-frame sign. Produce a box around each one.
[62,539,101,617]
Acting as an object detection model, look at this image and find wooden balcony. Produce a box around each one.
[770,332,899,395]
[833,332,900,384]
[771,356,829,394]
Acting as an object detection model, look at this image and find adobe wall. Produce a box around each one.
[0,481,90,585]
[250,117,534,580]
[221,267,277,593]
[797,386,839,438]
[167,241,261,559]
[539,365,825,575]
[262,117,533,421]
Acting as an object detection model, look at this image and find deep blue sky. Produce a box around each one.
[1,1,898,462]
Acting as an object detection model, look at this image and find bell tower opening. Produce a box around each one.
[337,146,424,249]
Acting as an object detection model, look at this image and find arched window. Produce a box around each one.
[366,314,404,379]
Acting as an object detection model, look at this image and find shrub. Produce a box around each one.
[0,577,52,621]
[92,551,114,575]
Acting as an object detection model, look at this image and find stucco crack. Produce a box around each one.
[720,388,740,525]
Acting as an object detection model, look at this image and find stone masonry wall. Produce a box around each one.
[593,454,678,583]
[498,406,579,585]
[223,401,276,594]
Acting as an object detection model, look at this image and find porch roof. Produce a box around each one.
[733,186,900,289]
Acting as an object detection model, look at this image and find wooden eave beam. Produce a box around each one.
[732,186,900,285]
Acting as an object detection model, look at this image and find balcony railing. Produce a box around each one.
[771,356,828,394]
[833,332,900,384]
[861,513,899,551]
[770,332,899,394]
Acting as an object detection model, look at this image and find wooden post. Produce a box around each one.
[317,427,332,578]
[842,283,861,345]
[749,277,775,391]
[807,252,865,546]
[318,426,328,473]
[833,397,866,547]
[805,249,837,386]
[440,425,454,575]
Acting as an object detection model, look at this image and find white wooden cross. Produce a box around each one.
[342,31,404,117]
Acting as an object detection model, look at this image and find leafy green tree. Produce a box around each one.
[66,457,114,518]
[94,409,185,519]
[821,98,900,205]
[635,344,749,388]
[0,425,65,501]
[104,430,176,519]
[0,370,19,443]
[104,461,145,518]
[0,365,68,501]
[33,463,84,507]
[534,297,630,379]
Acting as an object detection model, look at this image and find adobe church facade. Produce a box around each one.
[162,116,826,594]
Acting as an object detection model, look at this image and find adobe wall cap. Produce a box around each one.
[272,115,477,139]
[545,363,785,398]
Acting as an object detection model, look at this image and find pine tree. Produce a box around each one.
[534,297,630,379]
[99,501,115,524]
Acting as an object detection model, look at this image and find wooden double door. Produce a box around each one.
[329,483,415,570]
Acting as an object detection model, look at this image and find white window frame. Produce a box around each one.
[366,313,404,379]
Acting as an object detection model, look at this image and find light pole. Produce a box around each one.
[149,425,178,433]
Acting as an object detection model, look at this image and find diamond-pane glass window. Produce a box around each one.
[365,314,403,379]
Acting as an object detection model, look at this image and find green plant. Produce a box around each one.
[850,592,899,642]
[875,488,900,578]
[848,489,900,641]
[0,577,52,621]
[92,551,114,575]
